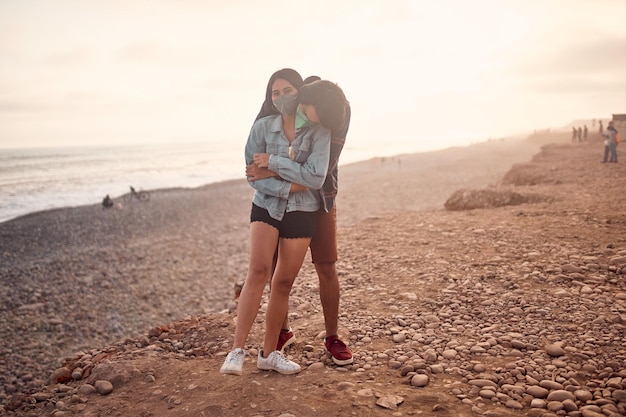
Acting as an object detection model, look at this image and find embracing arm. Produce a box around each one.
[244,122,291,199]
[265,128,331,190]
[246,164,309,192]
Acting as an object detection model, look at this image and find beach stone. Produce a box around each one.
[613,389,626,403]
[86,362,139,388]
[336,382,355,391]
[77,384,96,395]
[410,374,429,387]
[392,333,406,343]
[530,398,546,409]
[469,379,498,389]
[546,401,563,412]
[562,399,578,412]
[527,385,549,398]
[48,367,72,384]
[422,349,437,362]
[71,367,83,380]
[546,389,575,402]
[574,389,593,402]
[472,363,487,373]
[545,343,565,357]
[376,395,404,410]
[357,388,374,397]
[580,408,605,417]
[479,389,496,399]
[511,339,526,349]
[540,380,564,390]
[442,349,457,359]
[94,380,113,395]
[32,392,53,402]
[607,377,622,388]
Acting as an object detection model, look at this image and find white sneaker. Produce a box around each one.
[220,348,245,375]
[257,350,301,375]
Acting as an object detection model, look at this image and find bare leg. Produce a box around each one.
[279,261,340,335]
[262,237,311,356]
[269,250,290,331]
[232,222,279,349]
[315,261,340,337]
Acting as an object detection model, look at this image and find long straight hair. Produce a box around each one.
[254,68,304,122]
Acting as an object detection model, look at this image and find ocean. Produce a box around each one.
[0,138,441,224]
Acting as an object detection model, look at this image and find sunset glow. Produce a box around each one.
[1,0,625,151]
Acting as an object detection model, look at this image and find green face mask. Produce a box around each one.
[295,108,314,129]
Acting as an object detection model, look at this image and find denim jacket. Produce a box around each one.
[245,114,330,220]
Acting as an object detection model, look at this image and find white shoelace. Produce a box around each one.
[273,352,294,367]
[227,350,243,363]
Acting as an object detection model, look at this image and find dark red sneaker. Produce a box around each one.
[325,335,353,365]
[276,328,296,353]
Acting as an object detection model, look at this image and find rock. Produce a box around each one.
[376,395,404,410]
[530,399,546,409]
[505,399,523,409]
[468,379,498,389]
[442,349,457,359]
[94,380,113,395]
[527,386,549,398]
[71,368,83,380]
[410,374,429,387]
[77,384,96,395]
[613,389,626,403]
[544,343,565,357]
[546,390,575,402]
[48,367,72,384]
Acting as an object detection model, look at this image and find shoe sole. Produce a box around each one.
[257,363,301,375]
[331,356,354,366]
[279,335,296,353]
[220,367,242,376]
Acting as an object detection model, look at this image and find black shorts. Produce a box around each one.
[250,203,318,238]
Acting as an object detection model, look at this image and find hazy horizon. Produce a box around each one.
[1,1,625,152]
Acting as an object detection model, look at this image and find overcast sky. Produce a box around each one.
[1,0,625,151]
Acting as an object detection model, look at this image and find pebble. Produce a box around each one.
[77,384,96,395]
[527,386,549,398]
[410,374,429,387]
[546,389,576,402]
[544,343,566,357]
[94,380,113,395]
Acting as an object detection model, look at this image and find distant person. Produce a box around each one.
[583,125,588,140]
[602,121,619,163]
[572,127,577,142]
[599,120,604,135]
[577,127,582,142]
[102,194,113,208]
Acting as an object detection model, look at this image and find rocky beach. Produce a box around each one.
[1,132,626,417]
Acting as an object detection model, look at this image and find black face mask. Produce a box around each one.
[272,94,298,115]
